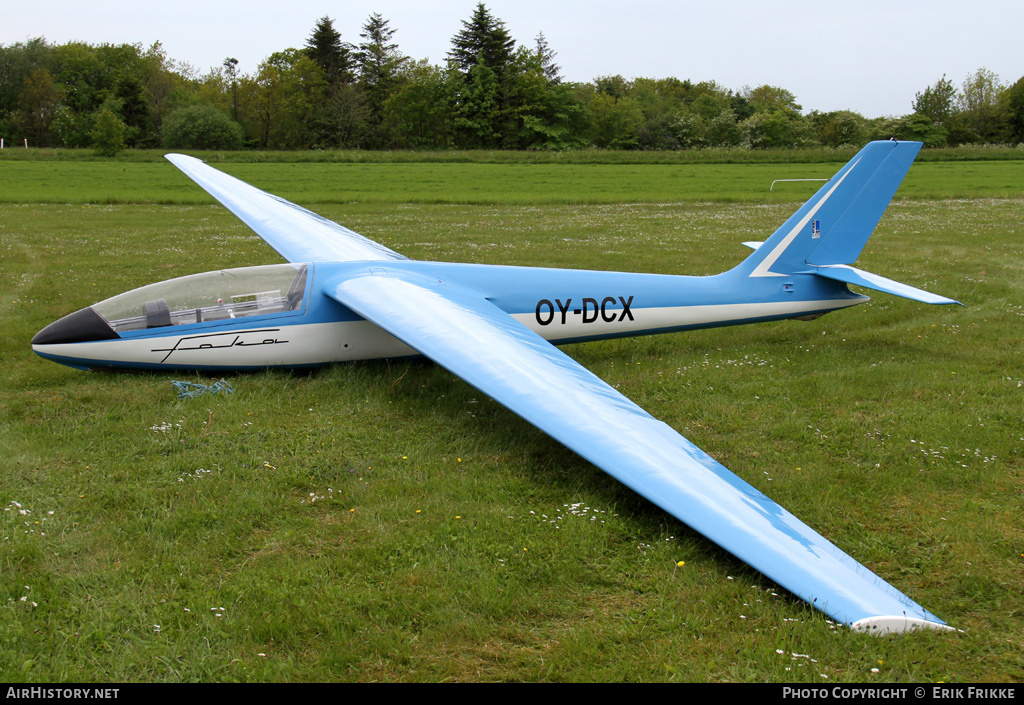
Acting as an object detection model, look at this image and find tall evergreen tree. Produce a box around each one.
[305,15,355,85]
[448,4,519,148]
[357,12,406,147]
[534,32,561,84]
[357,13,404,89]
[448,3,515,81]
[303,16,366,147]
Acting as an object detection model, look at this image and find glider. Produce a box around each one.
[33,140,960,634]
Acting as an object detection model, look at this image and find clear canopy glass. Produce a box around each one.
[92,263,310,332]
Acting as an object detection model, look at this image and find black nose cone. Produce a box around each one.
[32,307,119,346]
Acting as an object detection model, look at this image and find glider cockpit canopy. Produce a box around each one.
[92,263,310,332]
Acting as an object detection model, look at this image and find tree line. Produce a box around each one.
[3,3,1023,154]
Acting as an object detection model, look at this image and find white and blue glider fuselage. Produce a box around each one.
[32,261,867,371]
[32,142,960,635]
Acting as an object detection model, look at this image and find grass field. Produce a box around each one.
[2,158,1023,205]
[1,154,1022,682]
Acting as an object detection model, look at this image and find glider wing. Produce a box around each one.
[165,154,407,264]
[328,268,950,633]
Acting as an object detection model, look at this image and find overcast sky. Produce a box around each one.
[2,0,1020,118]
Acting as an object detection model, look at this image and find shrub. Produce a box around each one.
[161,105,244,150]
[90,109,127,156]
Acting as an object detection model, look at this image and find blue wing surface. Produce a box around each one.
[328,268,950,633]
[165,154,407,264]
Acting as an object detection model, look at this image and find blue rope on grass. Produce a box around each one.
[171,379,235,399]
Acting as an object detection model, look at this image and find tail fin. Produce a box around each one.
[733,140,960,305]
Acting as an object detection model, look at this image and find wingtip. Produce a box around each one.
[164,153,201,165]
[850,615,958,636]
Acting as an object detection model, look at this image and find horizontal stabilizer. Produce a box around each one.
[742,241,764,250]
[809,264,962,305]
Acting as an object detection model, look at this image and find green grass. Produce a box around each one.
[3,159,1024,206]
[1,158,1022,682]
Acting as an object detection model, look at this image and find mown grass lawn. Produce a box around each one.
[1,156,1021,682]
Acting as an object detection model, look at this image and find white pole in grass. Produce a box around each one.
[24,138,28,148]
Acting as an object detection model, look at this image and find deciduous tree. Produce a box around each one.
[382,60,456,149]
[11,67,62,145]
[1003,75,1024,143]
[743,84,801,113]
[957,67,1007,142]
[913,75,956,125]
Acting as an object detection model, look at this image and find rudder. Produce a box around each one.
[733,140,922,278]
